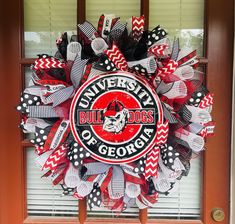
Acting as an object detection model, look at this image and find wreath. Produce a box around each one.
[17,15,215,211]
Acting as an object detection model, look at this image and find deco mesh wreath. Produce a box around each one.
[17,15,215,211]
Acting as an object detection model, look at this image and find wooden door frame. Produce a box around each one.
[0,0,233,223]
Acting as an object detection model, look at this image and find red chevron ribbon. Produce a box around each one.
[151,60,178,85]
[144,146,160,179]
[43,145,67,172]
[199,128,207,138]
[86,174,99,182]
[199,93,214,108]
[34,57,66,70]
[105,44,128,71]
[155,120,169,145]
[132,15,145,41]
[201,121,215,137]
[148,44,168,57]
[159,59,178,78]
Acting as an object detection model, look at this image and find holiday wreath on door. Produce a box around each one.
[17,14,214,211]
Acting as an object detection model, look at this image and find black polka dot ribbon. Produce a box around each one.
[60,184,75,196]
[147,25,167,47]
[94,55,117,72]
[187,86,208,107]
[37,54,52,59]
[160,143,180,171]
[129,64,148,77]
[134,155,146,174]
[30,126,51,147]
[148,179,158,195]
[16,93,41,114]
[67,142,91,167]
[87,186,102,209]
[187,91,204,107]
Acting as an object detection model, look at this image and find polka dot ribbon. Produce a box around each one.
[147,25,167,47]
[67,141,91,167]
[17,93,41,114]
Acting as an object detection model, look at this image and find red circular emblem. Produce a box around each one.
[70,71,163,164]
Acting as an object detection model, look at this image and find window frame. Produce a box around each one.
[0,0,232,223]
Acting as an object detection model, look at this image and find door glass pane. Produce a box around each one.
[149,0,204,219]
[149,0,204,56]
[24,0,78,216]
[26,148,78,216]
[149,156,202,219]
[86,0,140,26]
[24,0,77,58]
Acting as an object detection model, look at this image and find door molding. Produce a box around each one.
[0,0,233,223]
[203,0,234,223]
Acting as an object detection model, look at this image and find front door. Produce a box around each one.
[0,0,233,224]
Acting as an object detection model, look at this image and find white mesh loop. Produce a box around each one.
[91,37,108,55]
[162,80,187,99]
[127,56,157,73]
[67,42,82,61]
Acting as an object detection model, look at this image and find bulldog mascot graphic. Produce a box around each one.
[102,100,129,133]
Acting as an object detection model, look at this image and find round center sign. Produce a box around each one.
[70,71,163,164]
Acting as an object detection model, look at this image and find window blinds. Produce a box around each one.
[24,0,77,57]
[148,157,202,219]
[27,145,201,218]
[86,0,140,26]
[27,148,78,216]
[87,157,202,219]
[149,0,204,56]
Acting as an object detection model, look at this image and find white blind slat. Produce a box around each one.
[86,0,140,27]
[24,0,77,57]
[149,0,204,56]
[27,149,78,217]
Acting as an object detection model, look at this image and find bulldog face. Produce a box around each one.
[103,109,129,133]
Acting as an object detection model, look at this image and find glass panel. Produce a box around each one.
[24,0,77,58]
[149,155,202,219]
[149,0,204,56]
[149,1,204,219]
[26,148,78,216]
[24,66,32,88]
[86,0,140,26]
